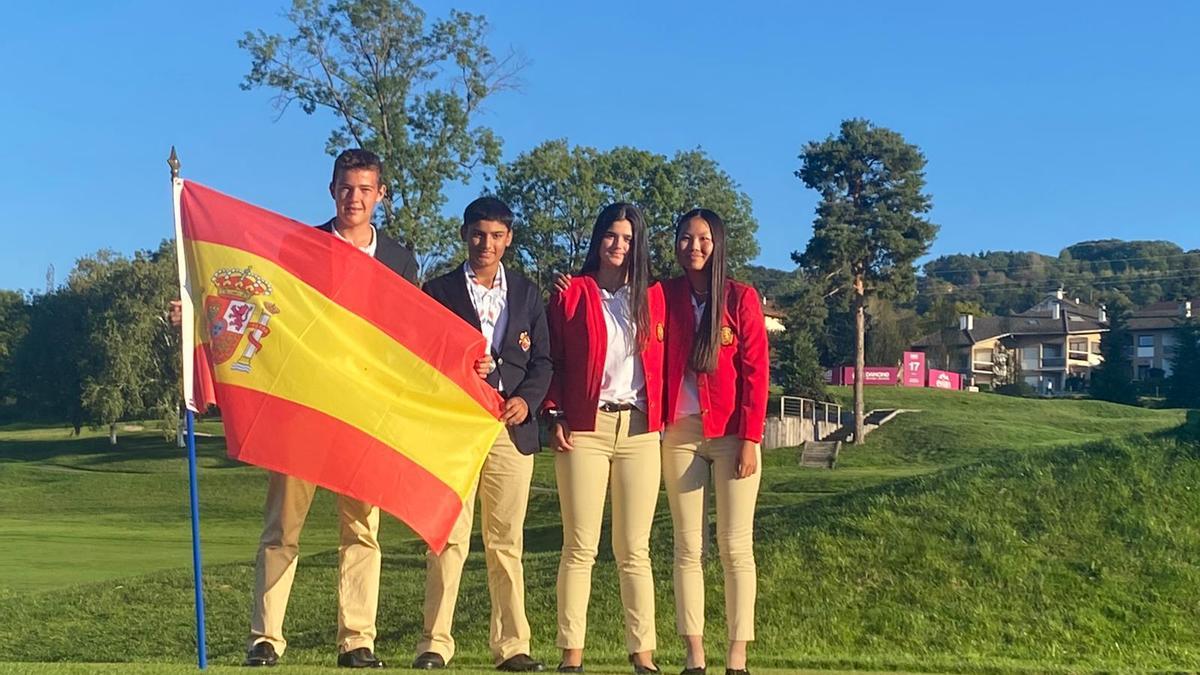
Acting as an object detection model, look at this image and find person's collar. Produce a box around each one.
[332,221,376,249]
[464,260,505,289]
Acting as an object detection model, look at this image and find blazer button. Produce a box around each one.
[496,357,504,366]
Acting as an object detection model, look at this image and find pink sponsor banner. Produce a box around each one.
[927,368,962,390]
[838,366,899,386]
[901,351,926,387]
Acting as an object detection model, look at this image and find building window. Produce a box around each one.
[1137,334,1155,358]
[1137,365,1151,381]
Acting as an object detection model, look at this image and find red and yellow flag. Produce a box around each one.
[172,179,503,552]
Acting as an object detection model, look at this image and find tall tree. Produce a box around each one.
[494,139,759,286]
[1167,318,1200,408]
[1090,305,1137,405]
[240,0,523,276]
[0,290,29,405]
[796,119,938,444]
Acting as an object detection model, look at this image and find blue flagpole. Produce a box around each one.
[186,409,208,669]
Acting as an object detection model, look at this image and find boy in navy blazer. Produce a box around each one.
[414,197,552,672]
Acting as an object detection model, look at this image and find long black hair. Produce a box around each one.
[676,208,728,373]
[580,202,652,352]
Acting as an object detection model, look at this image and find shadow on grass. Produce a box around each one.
[0,434,242,470]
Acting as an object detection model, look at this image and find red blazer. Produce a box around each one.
[662,276,770,443]
[543,276,666,432]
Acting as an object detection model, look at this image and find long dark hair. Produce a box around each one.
[581,202,651,352]
[676,208,727,373]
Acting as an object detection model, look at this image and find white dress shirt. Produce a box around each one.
[465,262,509,390]
[598,284,646,408]
[677,295,706,417]
[331,223,378,257]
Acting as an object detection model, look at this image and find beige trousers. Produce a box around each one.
[555,408,661,653]
[661,414,760,642]
[416,430,534,665]
[248,471,381,655]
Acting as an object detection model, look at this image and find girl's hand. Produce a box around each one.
[735,440,758,479]
[553,420,574,452]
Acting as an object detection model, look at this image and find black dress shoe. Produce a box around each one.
[412,651,446,670]
[244,641,278,667]
[680,668,706,675]
[498,653,546,672]
[337,647,385,668]
[629,654,659,674]
[556,664,584,674]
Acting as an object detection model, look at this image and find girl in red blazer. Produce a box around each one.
[661,208,769,675]
[543,203,666,674]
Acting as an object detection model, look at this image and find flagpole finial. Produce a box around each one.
[168,146,181,180]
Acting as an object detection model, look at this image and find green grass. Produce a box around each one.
[0,390,1197,673]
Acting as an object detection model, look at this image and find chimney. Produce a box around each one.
[1055,288,1065,300]
[959,314,974,331]
[1098,304,1107,323]
[1052,302,1061,320]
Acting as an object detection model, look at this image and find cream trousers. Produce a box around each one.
[416,430,534,665]
[555,408,661,653]
[248,471,381,655]
[661,414,760,642]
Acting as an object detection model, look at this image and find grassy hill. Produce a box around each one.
[0,389,1197,672]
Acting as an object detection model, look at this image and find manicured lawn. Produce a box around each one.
[1,391,1197,672]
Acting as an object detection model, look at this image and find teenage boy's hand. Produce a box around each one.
[168,300,182,327]
[474,354,495,379]
[501,396,529,426]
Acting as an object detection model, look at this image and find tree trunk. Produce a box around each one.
[109,423,118,446]
[853,274,866,445]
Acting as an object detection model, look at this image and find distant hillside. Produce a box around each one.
[920,239,1200,315]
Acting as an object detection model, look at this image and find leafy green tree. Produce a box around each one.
[771,276,829,399]
[494,139,759,286]
[1090,306,1137,405]
[796,119,938,444]
[240,0,523,276]
[11,243,180,440]
[865,298,921,366]
[0,290,29,405]
[1167,319,1200,408]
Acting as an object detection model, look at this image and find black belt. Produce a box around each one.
[599,401,636,413]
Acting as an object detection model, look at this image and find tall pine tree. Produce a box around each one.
[1090,306,1137,405]
[796,119,937,444]
[1167,319,1200,408]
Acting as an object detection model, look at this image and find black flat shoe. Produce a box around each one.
[680,668,706,675]
[724,669,750,675]
[556,663,584,673]
[498,654,546,672]
[412,651,446,670]
[337,647,384,668]
[629,654,659,674]
[244,641,278,667]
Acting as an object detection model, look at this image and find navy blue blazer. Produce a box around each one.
[422,265,553,454]
[316,219,419,284]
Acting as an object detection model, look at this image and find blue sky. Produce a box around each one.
[1,1,1197,291]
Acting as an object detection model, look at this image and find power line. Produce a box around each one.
[917,269,1200,298]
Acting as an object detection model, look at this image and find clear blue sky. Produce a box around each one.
[2,1,1197,291]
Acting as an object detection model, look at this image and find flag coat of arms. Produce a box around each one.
[172,179,503,552]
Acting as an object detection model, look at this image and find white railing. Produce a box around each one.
[779,395,842,426]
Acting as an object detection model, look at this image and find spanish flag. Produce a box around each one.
[172,179,503,552]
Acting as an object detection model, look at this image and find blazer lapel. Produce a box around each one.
[447,267,483,332]
[500,271,524,356]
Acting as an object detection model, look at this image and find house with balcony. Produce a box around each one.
[911,290,1108,395]
[1125,298,1195,380]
